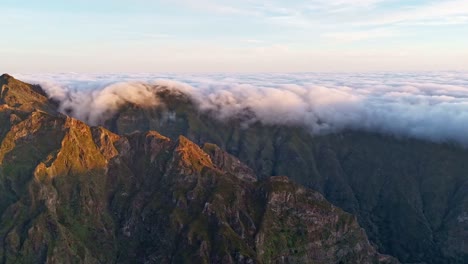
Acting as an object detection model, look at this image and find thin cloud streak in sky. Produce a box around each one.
[358,0,468,26]
[17,72,468,145]
[323,28,398,43]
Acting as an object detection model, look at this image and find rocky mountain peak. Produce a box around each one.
[0,73,56,113]
[174,135,215,173]
[0,73,13,81]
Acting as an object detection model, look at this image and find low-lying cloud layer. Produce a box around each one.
[16,72,468,145]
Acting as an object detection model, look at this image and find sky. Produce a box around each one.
[2,0,468,72]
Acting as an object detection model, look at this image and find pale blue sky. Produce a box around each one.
[1,0,468,72]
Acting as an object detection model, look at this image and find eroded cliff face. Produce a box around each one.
[0,74,397,263]
[100,84,468,264]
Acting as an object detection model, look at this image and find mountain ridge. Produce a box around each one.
[0,74,398,263]
[90,78,468,264]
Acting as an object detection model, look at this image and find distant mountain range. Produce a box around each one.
[0,73,467,263]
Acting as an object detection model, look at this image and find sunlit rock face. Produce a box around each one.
[78,75,466,264]
[0,74,398,263]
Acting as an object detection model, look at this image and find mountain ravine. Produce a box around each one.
[0,74,400,263]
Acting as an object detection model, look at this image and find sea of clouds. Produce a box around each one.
[14,72,468,145]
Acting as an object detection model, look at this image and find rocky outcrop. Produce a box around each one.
[0,74,57,113]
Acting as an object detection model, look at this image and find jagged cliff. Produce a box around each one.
[0,74,397,263]
[101,85,468,264]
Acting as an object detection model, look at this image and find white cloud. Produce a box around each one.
[16,72,468,146]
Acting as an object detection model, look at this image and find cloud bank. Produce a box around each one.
[16,72,468,145]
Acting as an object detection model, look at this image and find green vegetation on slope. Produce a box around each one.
[105,90,468,264]
[0,75,397,263]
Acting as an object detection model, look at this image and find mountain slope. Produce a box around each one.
[0,74,57,113]
[102,86,468,264]
[0,75,397,263]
